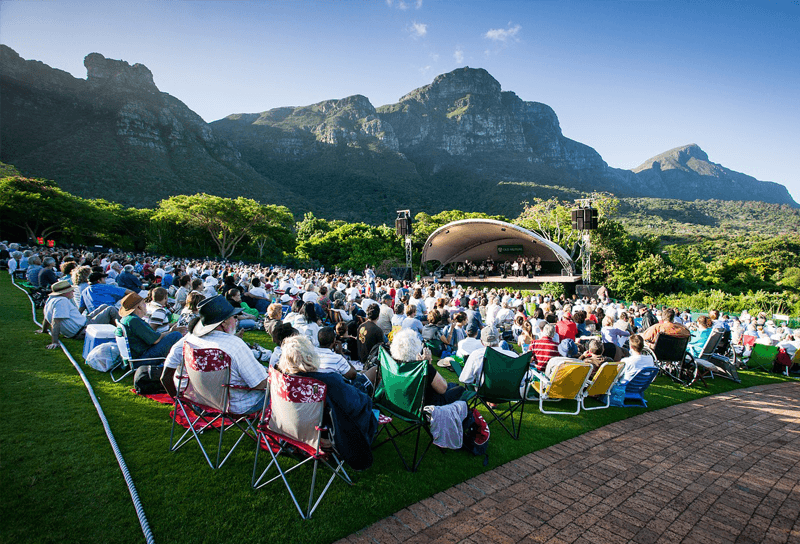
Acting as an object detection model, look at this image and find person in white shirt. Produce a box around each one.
[315,327,377,394]
[456,324,483,359]
[377,294,394,335]
[618,334,656,384]
[459,327,526,394]
[159,295,267,414]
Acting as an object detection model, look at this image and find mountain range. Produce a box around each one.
[1,44,795,223]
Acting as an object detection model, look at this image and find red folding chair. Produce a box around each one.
[252,368,352,519]
[169,342,259,469]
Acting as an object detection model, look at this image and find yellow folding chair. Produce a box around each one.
[580,362,623,411]
[530,358,592,415]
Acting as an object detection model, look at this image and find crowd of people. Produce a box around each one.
[5,240,799,469]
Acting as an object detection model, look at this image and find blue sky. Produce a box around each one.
[2,0,799,202]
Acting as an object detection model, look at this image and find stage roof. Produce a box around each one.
[420,219,574,272]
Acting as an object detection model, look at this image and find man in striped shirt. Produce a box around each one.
[530,324,559,371]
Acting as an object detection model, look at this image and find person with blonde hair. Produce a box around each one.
[277,335,378,470]
[263,303,284,336]
[390,328,464,406]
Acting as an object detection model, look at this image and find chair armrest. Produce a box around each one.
[130,357,167,364]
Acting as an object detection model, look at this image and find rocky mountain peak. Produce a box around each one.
[84,52,157,93]
[634,143,711,172]
[398,67,501,103]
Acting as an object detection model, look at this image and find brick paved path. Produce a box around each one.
[339,382,800,544]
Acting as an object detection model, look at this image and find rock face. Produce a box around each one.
[1,46,795,219]
[630,144,795,203]
[0,45,296,208]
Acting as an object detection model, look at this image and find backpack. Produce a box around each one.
[461,407,490,465]
[134,364,166,395]
[365,341,390,371]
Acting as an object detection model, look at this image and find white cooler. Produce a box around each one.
[82,324,118,360]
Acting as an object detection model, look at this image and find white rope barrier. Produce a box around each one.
[11,276,156,544]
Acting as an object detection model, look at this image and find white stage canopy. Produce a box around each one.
[421,219,574,274]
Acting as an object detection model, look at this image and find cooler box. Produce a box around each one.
[83,324,118,360]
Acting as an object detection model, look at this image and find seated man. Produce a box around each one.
[316,326,377,396]
[26,256,43,287]
[576,339,612,378]
[160,295,267,415]
[116,264,143,292]
[642,308,690,349]
[456,324,483,359]
[530,324,560,371]
[80,271,133,314]
[619,334,656,383]
[40,280,120,349]
[356,303,385,364]
[116,293,186,360]
[459,327,522,389]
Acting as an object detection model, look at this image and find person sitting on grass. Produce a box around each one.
[262,303,284,337]
[80,271,133,314]
[40,280,120,349]
[225,288,258,330]
[316,326,377,396]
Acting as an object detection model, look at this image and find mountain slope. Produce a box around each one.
[630,144,795,203]
[0,45,300,209]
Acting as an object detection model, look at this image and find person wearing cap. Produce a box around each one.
[458,326,522,388]
[116,293,186,361]
[159,296,267,414]
[465,298,484,332]
[79,271,133,314]
[40,280,120,349]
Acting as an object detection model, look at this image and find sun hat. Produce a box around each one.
[119,292,144,317]
[193,295,242,336]
[49,280,73,296]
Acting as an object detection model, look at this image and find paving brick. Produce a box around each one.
[343,383,800,544]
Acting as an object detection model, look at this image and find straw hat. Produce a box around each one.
[49,280,74,296]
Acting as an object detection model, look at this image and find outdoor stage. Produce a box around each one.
[421,273,582,290]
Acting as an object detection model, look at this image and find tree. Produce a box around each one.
[0,176,85,242]
[247,205,295,260]
[154,194,277,259]
[412,210,508,245]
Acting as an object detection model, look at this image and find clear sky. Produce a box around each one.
[2,0,799,202]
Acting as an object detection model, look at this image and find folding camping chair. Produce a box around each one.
[644,334,701,387]
[529,358,593,415]
[169,341,259,469]
[111,320,166,382]
[747,344,780,372]
[372,347,433,472]
[580,361,624,411]
[697,329,741,383]
[469,348,534,439]
[617,367,659,407]
[252,368,351,519]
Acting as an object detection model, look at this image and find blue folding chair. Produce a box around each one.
[617,367,659,407]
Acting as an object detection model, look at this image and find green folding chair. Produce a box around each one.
[747,344,779,372]
[372,347,433,472]
[471,348,534,440]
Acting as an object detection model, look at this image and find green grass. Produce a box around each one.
[1,275,795,543]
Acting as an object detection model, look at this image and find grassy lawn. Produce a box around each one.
[1,275,795,544]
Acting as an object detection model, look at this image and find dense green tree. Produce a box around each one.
[154,194,278,259]
[296,222,402,271]
[0,176,87,242]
